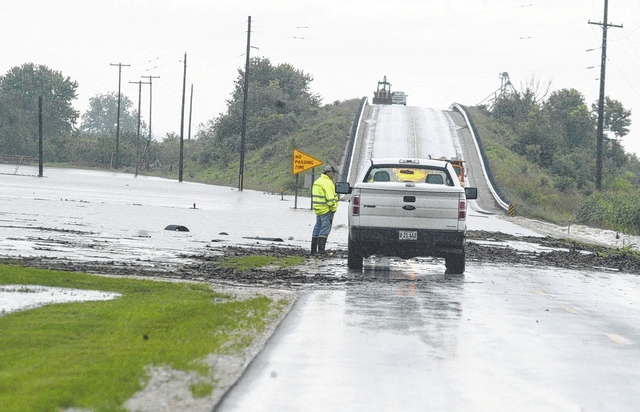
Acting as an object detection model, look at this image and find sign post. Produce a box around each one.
[292,149,323,209]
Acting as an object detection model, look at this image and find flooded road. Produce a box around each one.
[3,165,640,411]
[217,261,640,412]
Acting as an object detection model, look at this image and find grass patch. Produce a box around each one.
[0,265,283,412]
[220,255,305,271]
[190,381,215,398]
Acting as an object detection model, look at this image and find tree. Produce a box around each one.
[491,88,538,126]
[591,97,631,139]
[197,57,322,161]
[80,92,142,135]
[512,105,556,167]
[545,89,595,150]
[0,63,78,155]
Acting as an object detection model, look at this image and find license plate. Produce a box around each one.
[399,230,418,240]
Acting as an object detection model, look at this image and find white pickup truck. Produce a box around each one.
[335,158,477,274]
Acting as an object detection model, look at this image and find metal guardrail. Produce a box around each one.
[342,101,509,212]
[342,97,367,183]
[450,103,510,212]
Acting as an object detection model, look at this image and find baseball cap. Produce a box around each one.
[324,165,336,173]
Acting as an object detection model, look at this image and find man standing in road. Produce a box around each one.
[311,164,338,255]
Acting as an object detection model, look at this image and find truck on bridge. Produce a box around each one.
[372,76,393,105]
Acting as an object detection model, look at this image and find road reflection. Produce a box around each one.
[216,257,470,412]
[344,257,464,360]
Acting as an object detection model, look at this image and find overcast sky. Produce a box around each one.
[4,0,640,155]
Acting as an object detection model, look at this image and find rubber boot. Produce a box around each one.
[317,237,327,255]
[310,237,319,255]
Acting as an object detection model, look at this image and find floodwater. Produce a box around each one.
[1,162,637,316]
[0,164,341,265]
[0,284,120,315]
[0,164,333,314]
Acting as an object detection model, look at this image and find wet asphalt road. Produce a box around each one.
[215,260,640,412]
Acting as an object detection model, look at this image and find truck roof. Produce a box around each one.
[367,158,450,167]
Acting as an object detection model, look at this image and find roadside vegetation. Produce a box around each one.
[2,62,639,234]
[463,82,640,235]
[0,59,357,197]
[0,265,288,412]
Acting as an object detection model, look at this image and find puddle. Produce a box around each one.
[0,285,121,315]
[471,239,593,255]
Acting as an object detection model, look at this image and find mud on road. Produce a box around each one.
[3,231,639,286]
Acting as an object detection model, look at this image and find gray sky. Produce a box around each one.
[4,0,640,155]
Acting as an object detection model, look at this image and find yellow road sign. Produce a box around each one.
[292,149,322,175]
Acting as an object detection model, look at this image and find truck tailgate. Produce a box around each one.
[351,184,465,231]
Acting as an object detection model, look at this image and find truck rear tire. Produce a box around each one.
[347,238,363,270]
[445,252,465,275]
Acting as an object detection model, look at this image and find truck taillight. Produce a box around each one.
[352,196,360,215]
[458,199,466,220]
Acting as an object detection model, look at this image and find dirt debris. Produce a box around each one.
[2,231,639,286]
[467,230,640,273]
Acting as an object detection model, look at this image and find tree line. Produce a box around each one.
[3,60,639,233]
[474,81,640,234]
[0,59,353,193]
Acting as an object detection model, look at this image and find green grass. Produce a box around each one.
[0,265,283,412]
[220,255,306,271]
[190,381,215,399]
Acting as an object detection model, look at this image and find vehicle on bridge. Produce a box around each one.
[372,76,393,105]
[437,158,466,187]
[391,91,407,105]
[336,158,477,273]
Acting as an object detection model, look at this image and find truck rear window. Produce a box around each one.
[365,166,454,186]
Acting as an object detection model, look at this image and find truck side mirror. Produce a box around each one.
[464,187,478,200]
[335,181,352,194]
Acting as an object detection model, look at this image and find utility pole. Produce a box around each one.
[188,83,194,140]
[110,63,130,169]
[130,80,150,177]
[141,75,160,168]
[179,52,187,183]
[239,16,251,191]
[589,0,622,191]
[38,96,43,177]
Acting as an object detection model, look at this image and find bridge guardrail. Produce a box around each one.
[450,103,510,212]
[342,97,367,183]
